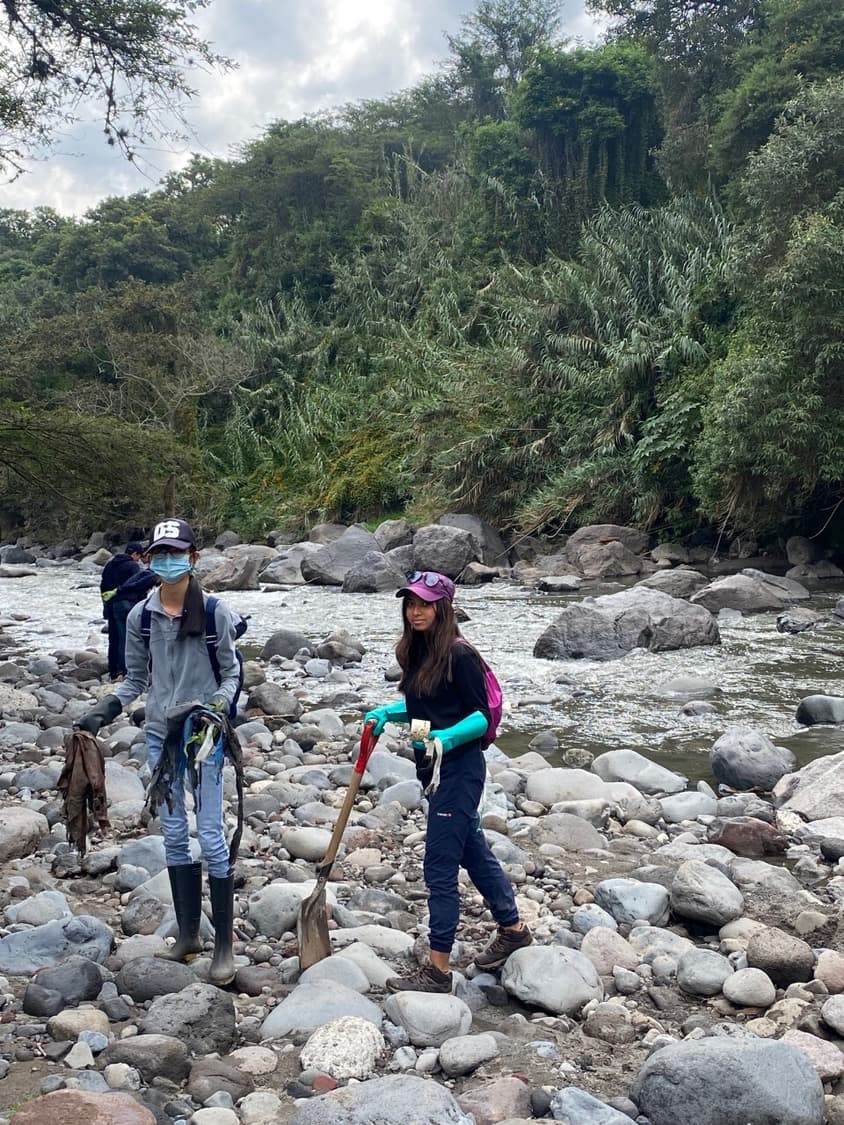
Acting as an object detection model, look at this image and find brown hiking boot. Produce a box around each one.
[474,923,533,970]
[385,962,453,994]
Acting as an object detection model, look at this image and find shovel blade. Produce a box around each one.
[297,881,331,971]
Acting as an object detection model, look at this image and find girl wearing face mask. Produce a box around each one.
[76,517,241,985]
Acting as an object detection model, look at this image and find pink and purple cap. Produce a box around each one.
[396,571,456,602]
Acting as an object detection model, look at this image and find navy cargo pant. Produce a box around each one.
[419,743,519,954]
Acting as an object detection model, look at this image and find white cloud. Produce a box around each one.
[0,0,603,216]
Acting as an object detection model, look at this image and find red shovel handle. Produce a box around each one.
[354,720,379,774]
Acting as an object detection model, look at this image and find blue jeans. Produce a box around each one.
[147,731,230,878]
[422,747,519,954]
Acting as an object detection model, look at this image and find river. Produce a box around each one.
[2,566,844,784]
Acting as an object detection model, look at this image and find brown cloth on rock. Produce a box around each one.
[57,730,110,855]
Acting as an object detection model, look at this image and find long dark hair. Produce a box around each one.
[178,572,206,640]
[396,597,461,696]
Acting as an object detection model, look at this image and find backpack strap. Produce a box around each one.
[204,595,222,686]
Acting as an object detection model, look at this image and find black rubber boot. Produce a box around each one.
[208,874,235,986]
[161,862,203,962]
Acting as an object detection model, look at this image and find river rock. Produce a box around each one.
[261,542,322,584]
[533,586,719,662]
[187,1056,255,1103]
[10,1090,156,1125]
[116,956,196,1001]
[746,927,814,987]
[710,727,797,791]
[383,992,472,1047]
[775,750,844,820]
[289,1074,473,1124]
[342,551,406,594]
[707,816,788,857]
[0,806,48,862]
[777,607,823,634]
[516,810,605,852]
[299,1016,385,1079]
[32,955,105,1006]
[204,555,261,591]
[638,569,708,599]
[439,514,508,568]
[245,682,302,719]
[456,1075,532,1123]
[594,879,670,926]
[438,1032,499,1076]
[301,525,382,586]
[781,1029,844,1081]
[374,519,414,552]
[566,538,643,578]
[579,928,639,975]
[140,982,236,1055]
[411,524,481,577]
[0,914,112,973]
[501,945,603,1014]
[723,967,777,1007]
[99,1034,191,1083]
[659,791,718,822]
[259,629,312,660]
[677,948,734,996]
[549,1086,635,1123]
[690,573,791,614]
[261,981,383,1039]
[631,1037,824,1125]
[670,860,743,926]
[248,881,336,938]
[591,750,687,795]
[299,955,371,994]
[796,696,844,726]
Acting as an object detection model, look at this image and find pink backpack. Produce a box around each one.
[458,640,503,748]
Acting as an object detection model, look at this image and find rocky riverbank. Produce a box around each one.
[0,520,843,1123]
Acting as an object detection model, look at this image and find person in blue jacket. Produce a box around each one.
[78,518,241,986]
[366,571,531,993]
[100,541,146,680]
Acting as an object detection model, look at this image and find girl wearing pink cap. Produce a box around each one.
[365,570,531,992]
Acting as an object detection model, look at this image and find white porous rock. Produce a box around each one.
[299,1016,386,1080]
[239,1091,285,1125]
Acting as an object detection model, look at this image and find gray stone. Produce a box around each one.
[342,551,406,594]
[245,682,302,719]
[411,524,481,578]
[710,727,796,790]
[259,629,312,660]
[677,948,733,996]
[534,586,719,662]
[302,526,382,586]
[116,956,195,1001]
[746,927,814,988]
[638,569,708,600]
[591,750,687,796]
[373,519,414,553]
[659,791,718,822]
[723,967,776,1007]
[501,945,603,1014]
[260,981,383,1040]
[631,1037,824,1125]
[670,860,743,926]
[247,881,335,939]
[289,1074,473,1125]
[438,1032,499,1076]
[0,914,112,973]
[438,514,508,568]
[0,806,48,864]
[99,1034,190,1084]
[796,696,844,726]
[33,955,105,1005]
[140,982,236,1055]
[383,992,472,1048]
[550,1086,635,1123]
[690,573,794,614]
[594,879,670,927]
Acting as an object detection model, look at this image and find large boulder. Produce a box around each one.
[0,806,48,862]
[260,628,312,660]
[139,982,237,1055]
[670,860,744,926]
[373,519,414,552]
[566,539,644,579]
[10,1090,157,1125]
[709,727,796,791]
[301,525,382,586]
[631,1038,824,1125]
[533,586,719,662]
[566,524,651,555]
[501,945,603,1014]
[438,514,508,568]
[0,915,113,974]
[591,750,687,796]
[261,542,322,585]
[342,551,406,594]
[774,750,844,821]
[690,573,800,614]
[203,555,261,592]
[411,525,481,578]
[796,695,844,726]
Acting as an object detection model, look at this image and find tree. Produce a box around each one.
[0,0,229,177]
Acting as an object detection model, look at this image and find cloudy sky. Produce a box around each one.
[0,0,603,217]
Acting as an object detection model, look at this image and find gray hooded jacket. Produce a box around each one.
[114,588,240,740]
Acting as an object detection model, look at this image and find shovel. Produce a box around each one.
[297,720,379,970]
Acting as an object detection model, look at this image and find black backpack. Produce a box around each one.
[139,595,248,720]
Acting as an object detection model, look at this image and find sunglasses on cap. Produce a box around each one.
[408,571,447,588]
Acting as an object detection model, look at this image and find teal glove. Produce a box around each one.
[365,700,409,735]
[411,710,489,755]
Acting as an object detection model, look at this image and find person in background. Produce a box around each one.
[110,553,157,668]
[100,540,146,680]
[365,570,531,993]
[77,518,241,986]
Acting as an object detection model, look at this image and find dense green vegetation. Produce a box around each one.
[1,0,842,547]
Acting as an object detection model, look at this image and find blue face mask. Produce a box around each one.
[150,553,193,583]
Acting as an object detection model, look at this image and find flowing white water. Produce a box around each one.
[2,566,844,775]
